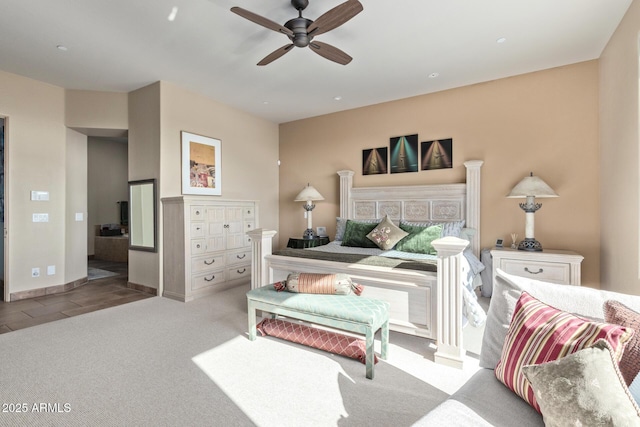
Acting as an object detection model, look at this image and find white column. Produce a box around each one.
[432,236,469,369]
[247,229,277,289]
[337,170,354,219]
[464,160,483,258]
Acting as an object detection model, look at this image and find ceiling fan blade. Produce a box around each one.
[257,44,295,66]
[307,0,363,37]
[308,41,352,65]
[231,7,294,37]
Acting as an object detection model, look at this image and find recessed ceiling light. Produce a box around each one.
[428,72,439,78]
[56,45,68,51]
[334,96,342,101]
[496,37,507,44]
[168,6,178,21]
[262,101,269,105]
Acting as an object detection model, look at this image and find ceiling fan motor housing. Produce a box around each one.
[285,17,313,47]
[291,0,309,11]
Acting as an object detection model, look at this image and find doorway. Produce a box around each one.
[1,117,5,301]
[87,136,128,274]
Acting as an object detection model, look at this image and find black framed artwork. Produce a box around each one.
[362,147,388,175]
[390,134,419,174]
[421,138,453,170]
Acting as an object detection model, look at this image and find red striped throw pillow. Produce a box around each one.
[495,292,633,413]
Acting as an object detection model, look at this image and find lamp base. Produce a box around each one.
[518,238,543,252]
[302,228,315,240]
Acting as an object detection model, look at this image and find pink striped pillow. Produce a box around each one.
[495,292,633,413]
[276,273,364,295]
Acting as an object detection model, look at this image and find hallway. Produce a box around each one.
[0,260,154,334]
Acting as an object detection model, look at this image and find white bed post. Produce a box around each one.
[337,170,354,219]
[432,236,469,369]
[464,160,483,258]
[247,229,277,289]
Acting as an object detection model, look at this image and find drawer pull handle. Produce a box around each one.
[236,254,246,259]
[237,268,246,274]
[204,259,215,265]
[524,267,543,275]
[195,210,200,215]
[196,244,201,249]
[204,275,215,282]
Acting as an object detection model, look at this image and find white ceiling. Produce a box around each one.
[0,0,632,124]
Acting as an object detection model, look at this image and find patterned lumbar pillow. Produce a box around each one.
[604,299,640,385]
[522,340,640,426]
[257,318,377,365]
[366,215,408,250]
[495,292,632,413]
[274,272,363,296]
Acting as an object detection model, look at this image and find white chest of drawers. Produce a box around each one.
[162,196,258,301]
[491,247,583,286]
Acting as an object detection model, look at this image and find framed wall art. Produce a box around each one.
[362,147,388,175]
[421,138,453,170]
[181,131,221,195]
[390,134,418,174]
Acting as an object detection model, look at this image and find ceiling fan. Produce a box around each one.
[230,0,363,66]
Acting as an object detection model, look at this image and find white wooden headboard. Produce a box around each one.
[337,160,483,257]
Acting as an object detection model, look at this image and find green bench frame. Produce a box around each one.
[247,286,390,379]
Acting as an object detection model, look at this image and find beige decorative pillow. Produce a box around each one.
[523,340,640,426]
[366,215,408,250]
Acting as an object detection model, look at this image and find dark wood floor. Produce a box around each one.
[0,260,154,334]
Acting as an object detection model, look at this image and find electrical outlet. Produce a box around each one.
[31,267,40,278]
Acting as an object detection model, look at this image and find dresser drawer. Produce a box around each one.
[190,222,205,237]
[227,265,250,282]
[226,250,251,265]
[499,259,571,284]
[191,254,225,274]
[192,270,225,290]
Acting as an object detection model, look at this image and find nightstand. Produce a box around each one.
[287,236,330,249]
[491,247,584,286]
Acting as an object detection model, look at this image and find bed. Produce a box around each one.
[247,160,484,368]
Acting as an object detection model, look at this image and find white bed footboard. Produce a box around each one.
[247,229,469,368]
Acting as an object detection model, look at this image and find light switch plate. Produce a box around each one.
[30,191,49,201]
[32,213,49,222]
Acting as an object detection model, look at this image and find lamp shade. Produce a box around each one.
[506,173,558,198]
[294,184,324,202]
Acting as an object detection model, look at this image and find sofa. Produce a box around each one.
[415,269,640,426]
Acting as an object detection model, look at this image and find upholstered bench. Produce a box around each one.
[246,285,390,379]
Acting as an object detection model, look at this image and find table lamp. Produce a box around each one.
[507,172,558,251]
[294,183,324,239]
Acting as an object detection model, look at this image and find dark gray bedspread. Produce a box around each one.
[272,248,438,272]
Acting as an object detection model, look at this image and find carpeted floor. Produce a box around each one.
[0,284,484,426]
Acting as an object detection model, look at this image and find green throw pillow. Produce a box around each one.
[341,220,379,248]
[395,223,443,255]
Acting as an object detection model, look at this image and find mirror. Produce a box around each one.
[128,179,157,252]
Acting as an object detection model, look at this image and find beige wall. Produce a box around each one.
[600,1,640,295]
[128,83,161,291]
[125,81,280,294]
[0,70,68,296]
[159,81,280,230]
[65,128,88,281]
[280,61,601,287]
[65,89,128,133]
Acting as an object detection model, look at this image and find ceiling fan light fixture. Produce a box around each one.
[231,0,363,66]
